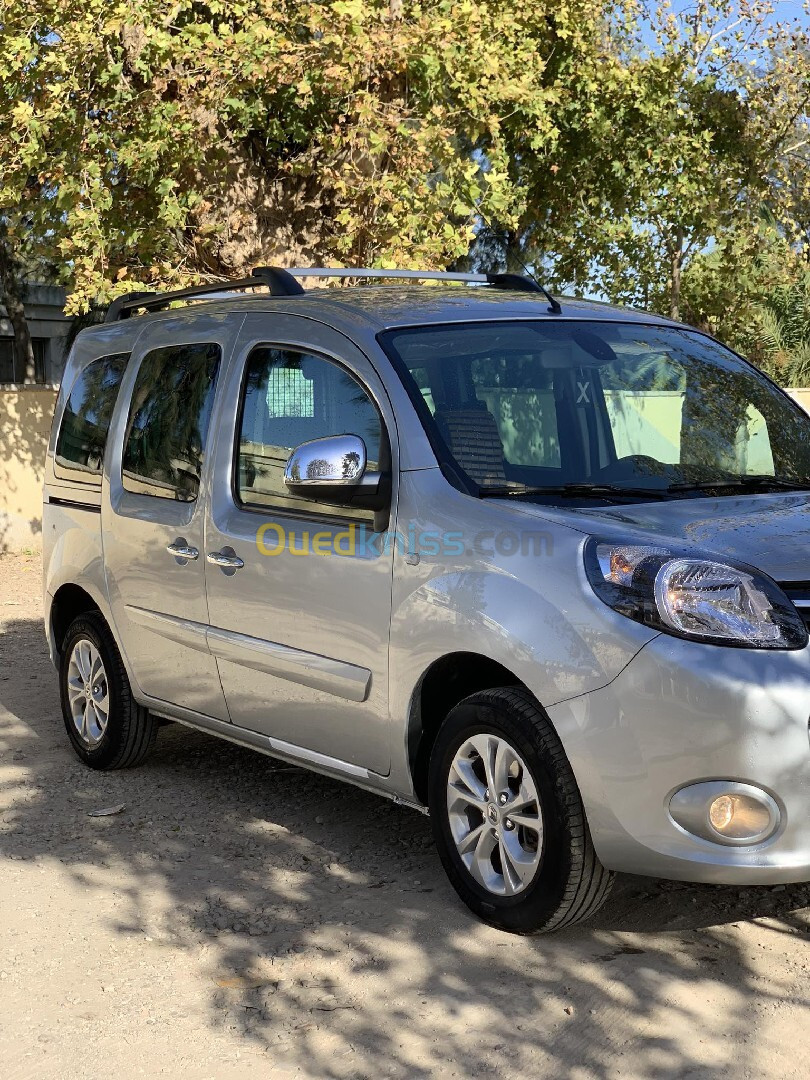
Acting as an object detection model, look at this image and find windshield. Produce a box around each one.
[379,320,810,500]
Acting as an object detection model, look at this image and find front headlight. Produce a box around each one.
[584,539,808,649]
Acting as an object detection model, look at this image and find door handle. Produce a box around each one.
[207,550,245,570]
[166,541,199,561]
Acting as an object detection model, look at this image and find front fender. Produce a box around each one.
[389,564,655,725]
[385,473,660,797]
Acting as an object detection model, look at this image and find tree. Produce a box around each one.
[754,268,810,385]
[691,238,810,385]
[1,0,808,370]
[518,2,810,323]
[0,0,639,312]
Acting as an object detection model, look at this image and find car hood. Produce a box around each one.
[508,491,810,583]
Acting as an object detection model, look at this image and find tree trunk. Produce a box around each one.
[669,226,684,322]
[5,294,35,383]
[0,238,35,383]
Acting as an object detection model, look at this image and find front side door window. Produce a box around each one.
[237,346,383,522]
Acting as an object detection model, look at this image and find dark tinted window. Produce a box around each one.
[0,339,13,383]
[54,354,127,484]
[237,347,382,520]
[0,337,47,383]
[122,343,220,501]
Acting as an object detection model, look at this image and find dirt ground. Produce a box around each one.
[1,551,809,1080]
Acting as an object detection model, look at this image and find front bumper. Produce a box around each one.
[548,634,810,884]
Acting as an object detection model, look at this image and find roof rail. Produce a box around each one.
[103,290,157,323]
[103,267,304,322]
[287,268,561,313]
[103,265,560,322]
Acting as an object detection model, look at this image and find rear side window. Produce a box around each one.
[122,342,220,502]
[54,353,128,485]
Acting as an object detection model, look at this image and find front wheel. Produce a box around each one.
[428,687,613,934]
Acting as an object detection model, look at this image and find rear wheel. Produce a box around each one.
[59,612,158,769]
[428,687,613,934]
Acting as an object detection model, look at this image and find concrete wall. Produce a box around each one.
[0,386,57,551]
[1,385,810,554]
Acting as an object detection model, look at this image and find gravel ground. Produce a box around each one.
[1,551,809,1079]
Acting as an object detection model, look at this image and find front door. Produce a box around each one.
[103,312,238,720]
[203,314,396,774]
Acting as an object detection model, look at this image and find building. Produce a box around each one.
[0,283,71,386]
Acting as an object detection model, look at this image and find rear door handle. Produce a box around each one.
[166,541,199,561]
[207,550,245,570]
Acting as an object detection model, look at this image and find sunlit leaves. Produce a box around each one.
[545,2,810,322]
[0,0,807,328]
[0,0,634,310]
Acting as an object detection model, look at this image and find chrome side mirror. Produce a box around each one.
[284,434,367,488]
[284,434,390,514]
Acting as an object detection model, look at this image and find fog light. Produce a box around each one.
[707,794,773,840]
[669,781,781,846]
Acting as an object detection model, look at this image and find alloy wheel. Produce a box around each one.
[446,733,543,896]
[66,638,110,747]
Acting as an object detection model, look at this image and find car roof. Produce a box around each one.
[284,286,682,330]
[73,283,684,355]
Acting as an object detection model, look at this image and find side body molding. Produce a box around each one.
[125,606,371,703]
[206,626,372,703]
[125,606,209,653]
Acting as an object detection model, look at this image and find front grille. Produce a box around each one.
[779,582,810,630]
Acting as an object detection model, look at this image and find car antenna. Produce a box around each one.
[471,210,562,315]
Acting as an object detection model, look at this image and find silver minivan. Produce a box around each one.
[43,267,810,934]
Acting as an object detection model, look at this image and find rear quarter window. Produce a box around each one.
[54,353,128,485]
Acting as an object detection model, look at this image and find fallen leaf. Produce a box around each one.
[214,975,269,990]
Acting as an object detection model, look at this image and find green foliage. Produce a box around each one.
[0,0,632,311]
[680,236,810,385]
[743,265,810,386]
[529,2,810,325]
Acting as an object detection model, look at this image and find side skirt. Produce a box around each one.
[150,704,429,816]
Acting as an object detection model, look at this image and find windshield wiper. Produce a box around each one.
[668,476,810,494]
[480,475,810,500]
[479,483,670,501]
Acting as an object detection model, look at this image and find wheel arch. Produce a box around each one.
[408,651,531,805]
[50,583,104,657]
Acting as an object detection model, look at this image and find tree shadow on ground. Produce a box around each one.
[1,614,809,1077]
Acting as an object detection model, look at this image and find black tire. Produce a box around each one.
[59,612,158,770]
[428,687,613,934]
